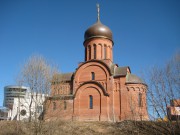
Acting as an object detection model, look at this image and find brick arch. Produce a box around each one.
[136,87,140,91]
[73,60,112,79]
[73,60,112,94]
[73,82,109,121]
[84,64,107,75]
[130,87,135,91]
[74,81,109,97]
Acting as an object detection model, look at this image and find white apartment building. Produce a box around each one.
[11,92,47,121]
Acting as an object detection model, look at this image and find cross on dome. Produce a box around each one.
[96,3,100,21]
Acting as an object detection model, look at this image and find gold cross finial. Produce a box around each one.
[96,3,100,21]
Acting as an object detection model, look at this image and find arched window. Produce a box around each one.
[91,72,95,80]
[138,93,143,107]
[104,45,107,59]
[53,102,56,110]
[64,100,67,110]
[89,95,93,109]
[94,44,96,59]
[88,46,91,60]
[85,47,87,61]
[115,82,117,91]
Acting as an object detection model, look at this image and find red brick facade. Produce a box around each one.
[167,99,180,120]
[44,12,149,121]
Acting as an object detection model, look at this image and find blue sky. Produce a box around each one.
[0,0,179,106]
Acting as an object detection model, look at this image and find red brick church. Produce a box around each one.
[44,5,149,121]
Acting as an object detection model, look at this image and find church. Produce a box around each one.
[44,5,149,121]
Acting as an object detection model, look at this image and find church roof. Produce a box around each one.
[114,66,129,76]
[126,74,145,84]
[62,73,73,81]
[53,72,73,82]
[52,61,144,85]
[110,64,130,77]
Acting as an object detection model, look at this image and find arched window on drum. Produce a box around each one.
[138,93,143,107]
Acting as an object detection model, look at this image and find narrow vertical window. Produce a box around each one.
[85,47,87,61]
[89,95,93,109]
[104,46,107,59]
[94,44,96,59]
[91,72,95,80]
[64,101,67,110]
[53,102,56,110]
[111,47,112,60]
[88,46,91,60]
[101,46,103,59]
[138,93,142,107]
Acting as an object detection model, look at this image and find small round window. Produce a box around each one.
[20,109,26,116]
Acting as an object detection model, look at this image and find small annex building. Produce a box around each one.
[44,6,149,121]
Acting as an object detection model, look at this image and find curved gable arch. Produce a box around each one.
[74,60,112,79]
[74,81,109,97]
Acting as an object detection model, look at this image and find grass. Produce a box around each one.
[0,120,179,135]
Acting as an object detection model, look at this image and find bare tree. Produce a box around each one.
[144,52,180,134]
[14,54,61,135]
[16,54,59,125]
[147,52,179,118]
